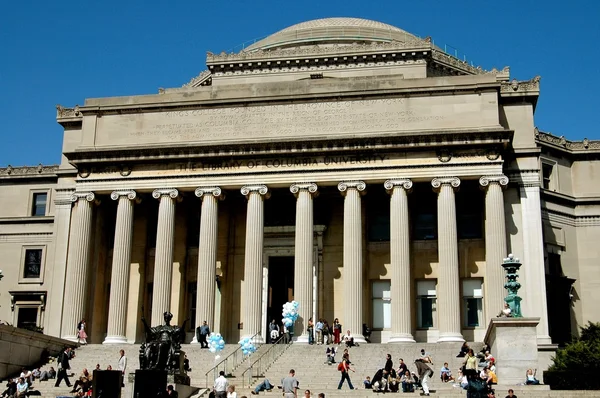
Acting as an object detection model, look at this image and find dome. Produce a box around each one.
[244,17,423,52]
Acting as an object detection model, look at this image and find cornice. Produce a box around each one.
[0,216,54,225]
[0,164,59,179]
[542,207,600,228]
[535,128,600,155]
[541,189,600,207]
[500,76,540,95]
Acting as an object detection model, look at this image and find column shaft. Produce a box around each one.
[104,191,137,344]
[291,183,317,343]
[433,178,464,342]
[386,180,415,343]
[151,189,178,326]
[339,181,366,342]
[61,193,95,341]
[241,185,268,342]
[193,187,221,341]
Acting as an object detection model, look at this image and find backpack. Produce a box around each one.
[337,362,344,371]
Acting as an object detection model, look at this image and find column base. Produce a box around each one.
[437,333,465,343]
[294,334,310,344]
[61,335,78,343]
[388,334,416,344]
[103,336,128,344]
[351,334,367,344]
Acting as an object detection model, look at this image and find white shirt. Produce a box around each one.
[214,375,228,392]
[118,355,127,372]
[226,392,237,398]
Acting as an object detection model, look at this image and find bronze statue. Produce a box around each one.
[139,311,187,373]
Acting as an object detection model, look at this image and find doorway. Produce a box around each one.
[266,256,294,336]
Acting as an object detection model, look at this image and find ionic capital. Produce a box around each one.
[290,183,318,197]
[384,179,413,192]
[479,175,509,189]
[338,181,366,195]
[71,192,96,203]
[431,177,461,191]
[240,184,269,198]
[152,188,179,200]
[110,190,138,201]
[195,187,223,199]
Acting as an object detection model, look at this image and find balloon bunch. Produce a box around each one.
[238,337,257,356]
[208,333,225,354]
[282,301,300,327]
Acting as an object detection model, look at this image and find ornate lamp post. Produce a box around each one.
[502,254,522,317]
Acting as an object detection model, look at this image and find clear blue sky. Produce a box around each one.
[1,0,599,167]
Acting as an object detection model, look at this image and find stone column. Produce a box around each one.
[432,177,464,342]
[104,190,138,344]
[151,189,179,326]
[480,176,509,325]
[338,181,366,343]
[61,192,96,341]
[192,187,222,344]
[385,179,416,343]
[241,185,268,342]
[290,183,318,343]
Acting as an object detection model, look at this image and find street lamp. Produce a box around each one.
[502,254,522,317]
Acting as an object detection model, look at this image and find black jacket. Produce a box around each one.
[59,350,71,370]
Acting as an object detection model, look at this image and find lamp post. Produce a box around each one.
[502,254,522,317]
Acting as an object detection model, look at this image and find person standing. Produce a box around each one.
[307,318,314,345]
[118,349,127,387]
[315,319,324,345]
[54,347,72,388]
[337,354,355,390]
[384,354,393,373]
[165,384,179,397]
[77,319,88,345]
[199,321,210,348]
[281,369,299,398]
[213,370,229,398]
[333,318,341,344]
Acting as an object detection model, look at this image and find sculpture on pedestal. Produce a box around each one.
[139,311,188,375]
[502,254,523,317]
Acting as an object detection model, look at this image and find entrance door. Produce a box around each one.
[267,257,294,337]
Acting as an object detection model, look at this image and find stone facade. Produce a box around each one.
[0,18,598,352]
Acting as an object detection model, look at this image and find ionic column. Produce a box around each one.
[241,185,269,342]
[385,179,416,343]
[151,189,179,326]
[104,190,138,344]
[192,187,222,344]
[61,192,96,341]
[291,183,318,343]
[479,176,509,325]
[432,177,464,342]
[338,181,366,342]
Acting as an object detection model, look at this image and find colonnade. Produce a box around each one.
[60,175,509,344]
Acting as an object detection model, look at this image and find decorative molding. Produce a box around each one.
[0,164,59,177]
[183,70,212,88]
[71,192,95,202]
[337,181,366,193]
[290,182,318,196]
[56,104,81,118]
[152,188,179,199]
[437,150,452,163]
[431,177,461,190]
[507,170,540,187]
[535,128,600,153]
[500,76,540,94]
[195,186,223,198]
[431,50,500,76]
[240,184,269,197]
[110,190,137,201]
[479,175,509,188]
[384,179,413,191]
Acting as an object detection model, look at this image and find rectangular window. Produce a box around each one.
[462,279,483,328]
[542,163,553,190]
[17,307,38,330]
[414,213,437,240]
[188,282,197,331]
[416,280,437,329]
[31,193,47,216]
[372,280,391,329]
[23,249,42,279]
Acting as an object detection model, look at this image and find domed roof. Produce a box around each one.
[244,17,423,51]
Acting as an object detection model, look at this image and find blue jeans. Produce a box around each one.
[338,371,354,389]
[254,379,273,393]
[308,329,314,344]
[402,381,414,392]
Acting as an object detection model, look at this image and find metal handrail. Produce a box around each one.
[204,331,261,388]
[241,335,293,388]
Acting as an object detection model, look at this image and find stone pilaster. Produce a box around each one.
[290,183,318,343]
[104,190,138,344]
[338,181,366,342]
[151,188,179,326]
[192,187,222,343]
[385,179,415,343]
[241,184,269,342]
[432,177,464,342]
[61,192,96,341]
[480,176,509,325]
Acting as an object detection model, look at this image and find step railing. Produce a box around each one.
[204,331,262,388]
[240,335,293,388]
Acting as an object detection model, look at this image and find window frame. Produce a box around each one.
[416,280,437,330]
[461,278,484,329]
[29,190,50,217]
[19,245,46,284]
[540,158,558,191]
[371,280,391,330]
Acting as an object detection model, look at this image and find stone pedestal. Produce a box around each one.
[484,317,540,385]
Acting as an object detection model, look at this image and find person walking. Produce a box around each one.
[198,321,210,348]
[77,319,87,344]
[118,349,127,387]
[281,369,299,398]
[213,370,229,398]
[54,347,72,388]
[337,354,355,390]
